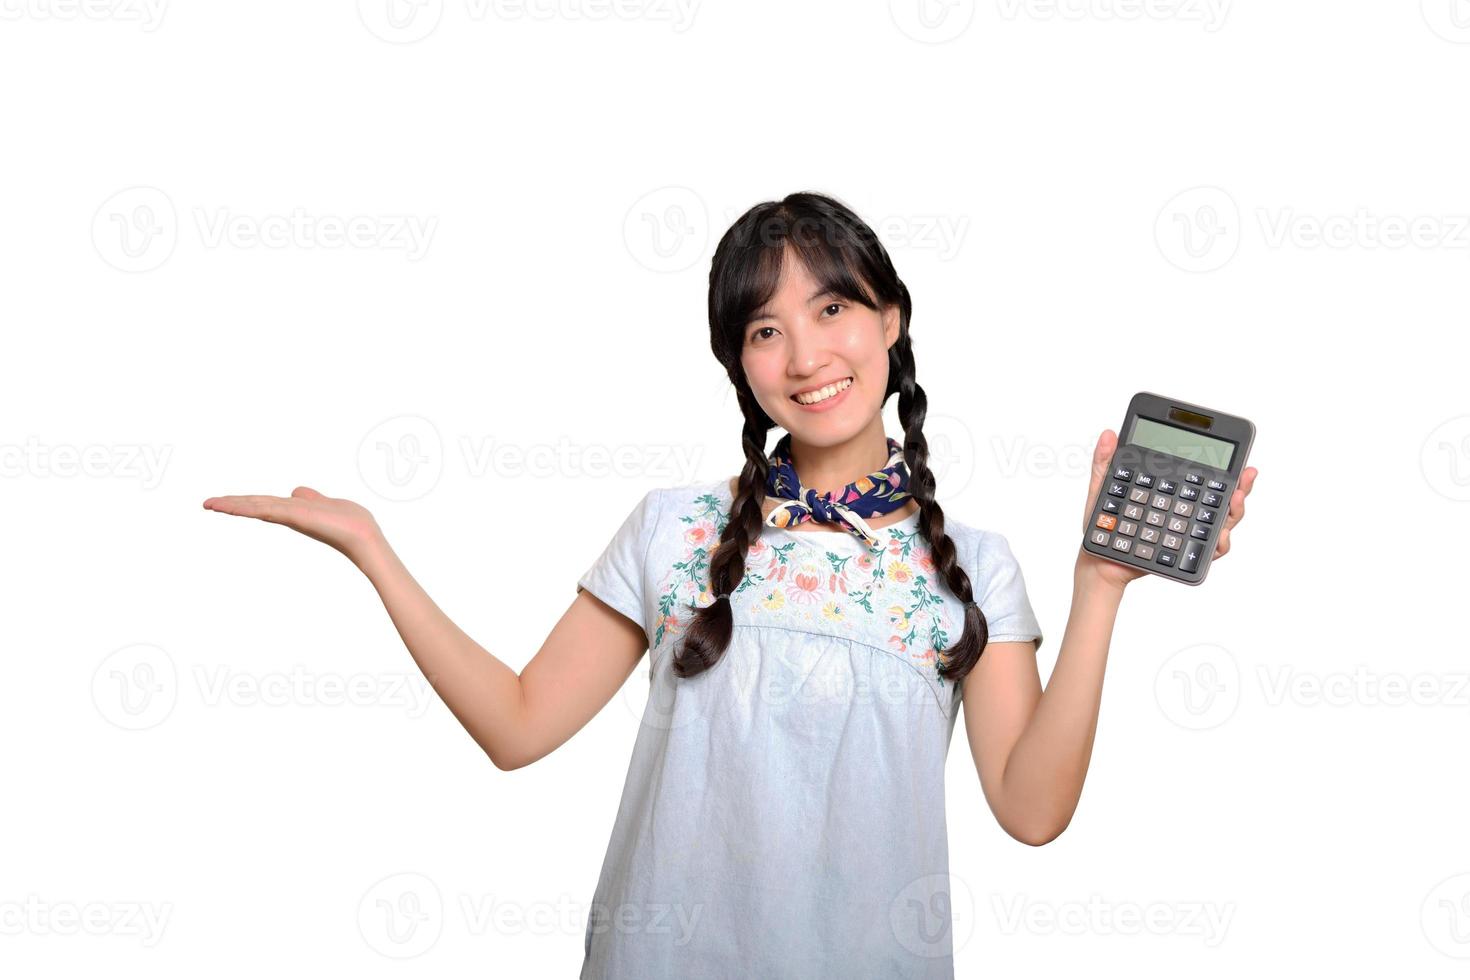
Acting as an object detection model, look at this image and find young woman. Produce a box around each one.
[203,191,1257,978]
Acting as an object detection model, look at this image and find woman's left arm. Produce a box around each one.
[961,428,1258,846]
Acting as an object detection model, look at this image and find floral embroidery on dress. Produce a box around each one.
[651,489,959,675]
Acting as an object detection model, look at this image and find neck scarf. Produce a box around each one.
[762,433,913,546]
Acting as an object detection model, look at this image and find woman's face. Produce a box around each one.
[739,249,899,447]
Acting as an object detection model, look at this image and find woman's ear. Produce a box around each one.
[883,304,900,348]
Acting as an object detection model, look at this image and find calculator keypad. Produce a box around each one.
[1087,458,1232,579]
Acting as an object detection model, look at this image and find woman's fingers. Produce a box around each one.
[1213,468,1257,559]
[202,488,332,525]
[202,494,300,524]
[1223,467,1257,532]
[1083,429,1117,532]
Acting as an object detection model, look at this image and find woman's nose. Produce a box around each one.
[785,320,829,375]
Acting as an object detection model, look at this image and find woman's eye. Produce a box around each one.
[751,326,776,342]
[823,303,843,317]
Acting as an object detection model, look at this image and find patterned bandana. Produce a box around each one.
[763,433,913,546]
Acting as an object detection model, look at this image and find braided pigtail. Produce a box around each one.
[890,327,989,682]
[671,384,772,677]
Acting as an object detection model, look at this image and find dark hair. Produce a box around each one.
[672,191,990,682]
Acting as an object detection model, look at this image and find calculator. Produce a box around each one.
[1082,392,1255,585]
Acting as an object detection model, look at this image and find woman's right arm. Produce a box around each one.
[357,535,648,770]
[203,486,647,771]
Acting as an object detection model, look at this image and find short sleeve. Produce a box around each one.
[575,489,662,644]
[972,531,1045,655]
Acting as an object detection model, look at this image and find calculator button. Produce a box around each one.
[1207,478,1226,492]
[1123,503,1144,520]
[1111,536,1133,553]
[1179,541,1204,573]
[1095,514,1118,531]
[1201,491,1222,508]
[1167,516,1188,534]
[1184,472,1203,485]
[1090,529,1111,547]
[1162,532,1182,550]
[1190,524,1210,540]
[1134,543,1155,561]
[1101,497,1120,513]
[1134,472,1155,489]
[1156,478,1177,494]
[1157,550,1177,567]
[1112,465,1134,481]
[1178,485,1199,502]
[1116,520,1138,537]
[1139,526,1160,544]
[1172,500,1194,518]
[1150,494,1171,511]
[1107,482,1127,498]
[1145,510,1166,527]
[1195,508,1215,524]
[1128,488,1149,504]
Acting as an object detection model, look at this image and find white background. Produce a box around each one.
[3,0,1468,976]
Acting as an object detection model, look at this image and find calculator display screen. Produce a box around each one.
[1127,417,1235,469]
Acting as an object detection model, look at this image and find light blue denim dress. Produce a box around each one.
[575,479,1044,979]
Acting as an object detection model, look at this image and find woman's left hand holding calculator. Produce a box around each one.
[1076,428,1259,592]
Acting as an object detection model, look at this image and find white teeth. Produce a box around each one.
[795,377,852,405]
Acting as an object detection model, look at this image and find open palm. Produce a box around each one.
[202,487,381,563]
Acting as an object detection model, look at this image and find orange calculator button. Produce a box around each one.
[1095,514,1118,531]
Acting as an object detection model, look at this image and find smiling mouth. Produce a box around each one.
[792,377,853,406]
